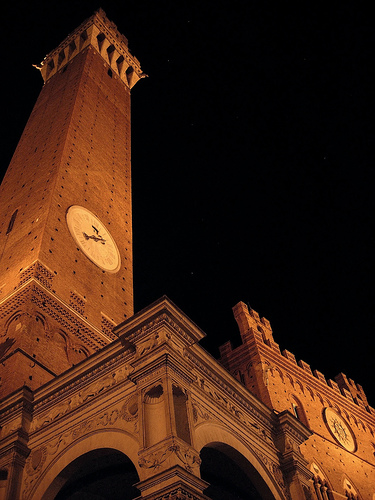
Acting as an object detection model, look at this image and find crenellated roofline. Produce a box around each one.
[37,8,147,88]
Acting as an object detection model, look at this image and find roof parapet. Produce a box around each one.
[37,9,146,88]
[229,301,374,413]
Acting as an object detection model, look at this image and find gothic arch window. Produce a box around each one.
[310,462,332,500]
[343,477,360,500]
[290,395,309,427]
[4,310,22,333]
[312,475,330,500]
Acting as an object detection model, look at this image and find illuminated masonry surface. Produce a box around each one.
[0,10,374,500]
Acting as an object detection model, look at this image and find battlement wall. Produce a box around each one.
[220,301,374,418]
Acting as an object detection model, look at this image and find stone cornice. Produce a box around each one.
[114,296,206,347]
[37,9,146,88]
[118,297,276,431]
[32,338,134,410]
[0,387,33,424]
[129,349,196,389]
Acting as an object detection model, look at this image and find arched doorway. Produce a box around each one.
[46,448,140,500]
[200,444,277,500]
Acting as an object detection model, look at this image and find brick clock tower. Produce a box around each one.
[0,9,145,396]
[1,9,374,500]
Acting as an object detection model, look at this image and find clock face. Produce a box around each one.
[323,408,356,452]
[66,205,121,273]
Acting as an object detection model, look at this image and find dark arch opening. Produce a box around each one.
[200,445,276,500]
[52,448,139,500]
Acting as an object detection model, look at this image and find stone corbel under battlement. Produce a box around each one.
[36,9,147,88]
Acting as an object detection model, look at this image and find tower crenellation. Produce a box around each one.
[38,9,146,88]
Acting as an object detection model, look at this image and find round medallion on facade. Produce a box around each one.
[66,205,121,273]
[323,407,356,452]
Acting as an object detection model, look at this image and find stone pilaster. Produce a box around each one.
[0,387,33,500]
[274,410,314,499]
[116,297,208,499]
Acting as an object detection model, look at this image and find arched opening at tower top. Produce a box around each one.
[47,448,140,500]
[200,444,277,500]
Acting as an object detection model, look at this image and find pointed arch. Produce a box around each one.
[309,461,333,500]
[289,394,309,428]
[342,474,361,499]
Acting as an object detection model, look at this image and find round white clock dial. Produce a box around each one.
[66,205,121,273]
[323,407,356,452]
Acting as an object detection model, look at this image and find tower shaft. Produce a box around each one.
[0,10,144,396]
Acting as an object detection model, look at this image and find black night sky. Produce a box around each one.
[2,2,374,404]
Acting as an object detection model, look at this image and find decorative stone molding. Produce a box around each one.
[30,362,132,431]
[101,314,117,340]
[274,411,313,497]
[135,466,210,500]
[115,297,206,350]
[18,261,54,290]
[121,394,138,422]
[139,444,201,474]
[192,375,273,443]
[69,291,86,316]
[150,488,206,500]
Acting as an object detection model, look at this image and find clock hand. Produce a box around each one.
[95,235,106,244]
[82,232,106,243]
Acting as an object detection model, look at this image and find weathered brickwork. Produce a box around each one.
[220,301,375,498]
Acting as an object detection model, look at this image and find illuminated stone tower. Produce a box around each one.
[1,12,373,500]
[0,9,145,396]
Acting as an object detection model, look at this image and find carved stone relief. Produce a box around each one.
[31,364,132,431]
[139,444,201,473]
[192,378,272,443]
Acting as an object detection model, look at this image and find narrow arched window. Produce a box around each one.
[6,209,18,235]
[292,403,300,419]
